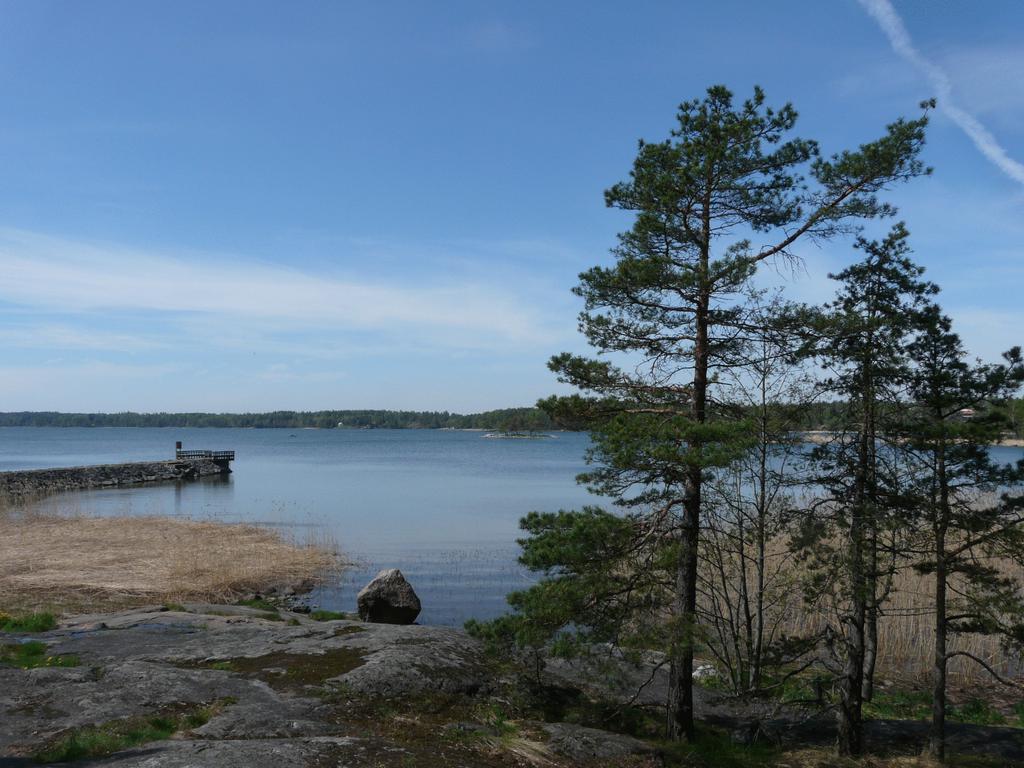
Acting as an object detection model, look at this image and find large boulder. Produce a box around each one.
[356,568,421,624]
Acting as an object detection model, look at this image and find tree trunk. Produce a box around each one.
[839,427,870,756]
[862,532,879,703]
[752,381,769,691]
[669,476,700,741]
[737,505,754,691]
[837,529,866,756]
[862,372,879,703]
[753,502,766,691]
[927,438,950,759]
[667,279,709,741]
[927,540,947,759]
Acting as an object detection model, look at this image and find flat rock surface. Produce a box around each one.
[48,604,491,697]
[0,606,495,766]
[1,737,369,768]
[3,606,1023,766]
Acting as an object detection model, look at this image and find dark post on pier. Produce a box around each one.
[175,442,235,471]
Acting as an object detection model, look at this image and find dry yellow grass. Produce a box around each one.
[785,560,1024,684]
[865,564,1021,684]
[0,514,343,613]
[768,564,1022,685]
[702,530,1024,686]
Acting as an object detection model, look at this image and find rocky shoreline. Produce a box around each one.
[1,604,494,767]
[0,459,228,499]
[3,604,1024,766]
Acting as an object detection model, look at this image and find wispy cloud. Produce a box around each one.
[255,363,348,383]
[0,361,190,411]
[0,229,558,348]
[943,46,1024,118]
[858,0,1024,187]
[0,361,183,392]
[0,324,162,352]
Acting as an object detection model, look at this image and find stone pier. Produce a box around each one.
[0,458,230,499]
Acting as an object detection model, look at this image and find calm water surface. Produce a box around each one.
[4,429,1022,627]
[0,428,596,626]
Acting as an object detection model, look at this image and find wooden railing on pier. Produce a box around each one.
[175,449,235,462]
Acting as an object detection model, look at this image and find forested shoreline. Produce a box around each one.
[3,401,1022,438]
[0,407,556,431]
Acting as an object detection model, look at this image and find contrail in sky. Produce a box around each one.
[858,0,1024,187]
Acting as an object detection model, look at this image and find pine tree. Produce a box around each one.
[798,223,938,755]
[901,306,1024,760]
[481,86,932,742]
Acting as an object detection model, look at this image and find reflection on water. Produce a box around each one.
[169,474,232,517]
[0,427,596,626]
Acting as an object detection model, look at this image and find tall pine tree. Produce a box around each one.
[799,224,937,755]
[901,305,1024,760]
[483,86,931,741]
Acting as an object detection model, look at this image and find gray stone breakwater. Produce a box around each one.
[0,459,228,499]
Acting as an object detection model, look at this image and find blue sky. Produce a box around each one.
[1,0,1022,412]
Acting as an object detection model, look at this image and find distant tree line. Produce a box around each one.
[0,407,556,431]
[5,402,1020,439]
[792,398,1024,439]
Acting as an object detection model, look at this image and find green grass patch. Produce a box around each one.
[207,608,282,622]
[1,611,57,633]
[35,715,177,763]
[229,599,284,621]
[33,699,233,763]
[949,697,1007,726]
[862,691,1011,727]
[310,609,350,621]
[235,597,278,612]
[333,625,366,636]
[182,647,366,691]
[658,725,780,767]
[182,697,235,727]
[864,688,932,721]
[161,603,186,613]
[475,703,519,738]
[942,754,1024,768]
[0,640,78,669]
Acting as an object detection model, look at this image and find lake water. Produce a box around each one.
[0,427,597,626]
[4,428,1022,627]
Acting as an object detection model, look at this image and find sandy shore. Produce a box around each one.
[0,515,342,613]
